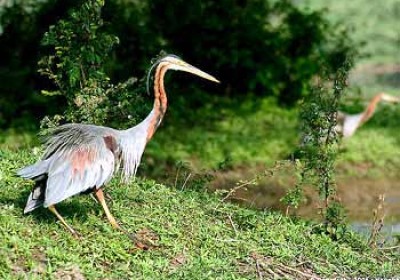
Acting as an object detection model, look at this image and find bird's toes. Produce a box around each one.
[105,193,113,202]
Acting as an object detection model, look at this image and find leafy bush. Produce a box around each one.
[38,0,149,128]
[283,60,353,239]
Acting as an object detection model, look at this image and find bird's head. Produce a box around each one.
[159,54,220,83]
[146,54,219,95]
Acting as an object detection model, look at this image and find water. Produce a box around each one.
[351,222,400,243]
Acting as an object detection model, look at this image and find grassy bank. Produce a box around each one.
[144,97,298,172]
[1,149,399,279]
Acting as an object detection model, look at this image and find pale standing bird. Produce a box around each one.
[17,54,219,236]
[336,92,400,138]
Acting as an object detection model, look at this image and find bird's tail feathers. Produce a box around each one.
[24,181,46,214]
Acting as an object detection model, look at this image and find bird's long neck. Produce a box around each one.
[360,93,383,124]
[145,62,169,141]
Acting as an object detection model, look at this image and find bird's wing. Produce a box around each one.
[23,124,120,207]
[341,113,364,138]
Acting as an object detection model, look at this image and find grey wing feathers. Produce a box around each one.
[17,160,50,180]
[41,124,98,159]
[340,112,364,138]
[18,124,120,208]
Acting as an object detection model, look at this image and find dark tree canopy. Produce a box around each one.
[0,0,355,129]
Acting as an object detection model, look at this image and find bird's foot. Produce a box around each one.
[69,228,82,239]
[72,232,82,240]
[109,219,126,232]
[130,228,160,250]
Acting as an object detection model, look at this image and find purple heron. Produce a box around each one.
[17,54,219,236]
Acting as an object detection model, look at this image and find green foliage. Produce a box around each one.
[0,0,49,35]
[37,0,147,127]
[280,160,305,212]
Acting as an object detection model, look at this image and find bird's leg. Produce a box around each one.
[48,205,79,237]
[94,189,121,230]
[94,189,138,242]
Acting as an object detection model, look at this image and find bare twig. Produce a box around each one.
[222,179,256,202]
[285,205,290,216]
[174,166,180,188]
[214,238,242,242]
[266,268,279,278]
[368,194,386,248]
[277,263,321,280]
[228,215,238,235]
[377,245,400,250]
[181,173,192,190]
[255,258,263,280]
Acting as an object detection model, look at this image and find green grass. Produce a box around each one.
[0,149,399,279]
[0,128,38,151]
[340,129,400,175]
[336,104,400,177]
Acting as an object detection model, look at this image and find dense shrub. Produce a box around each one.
[0,0,49,129]
[147,0,355,104]
[38,0,148,128]
[0,0,84,129]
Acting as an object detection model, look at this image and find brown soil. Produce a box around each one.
[209,163,400,223]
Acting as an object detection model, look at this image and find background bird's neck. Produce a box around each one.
[360,93,382,124]
[146,62,169,141]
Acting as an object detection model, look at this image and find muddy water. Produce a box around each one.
[210,166,400,238]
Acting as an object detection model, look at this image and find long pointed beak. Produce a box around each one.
[175,63,220,83]
[381,93,400,103]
